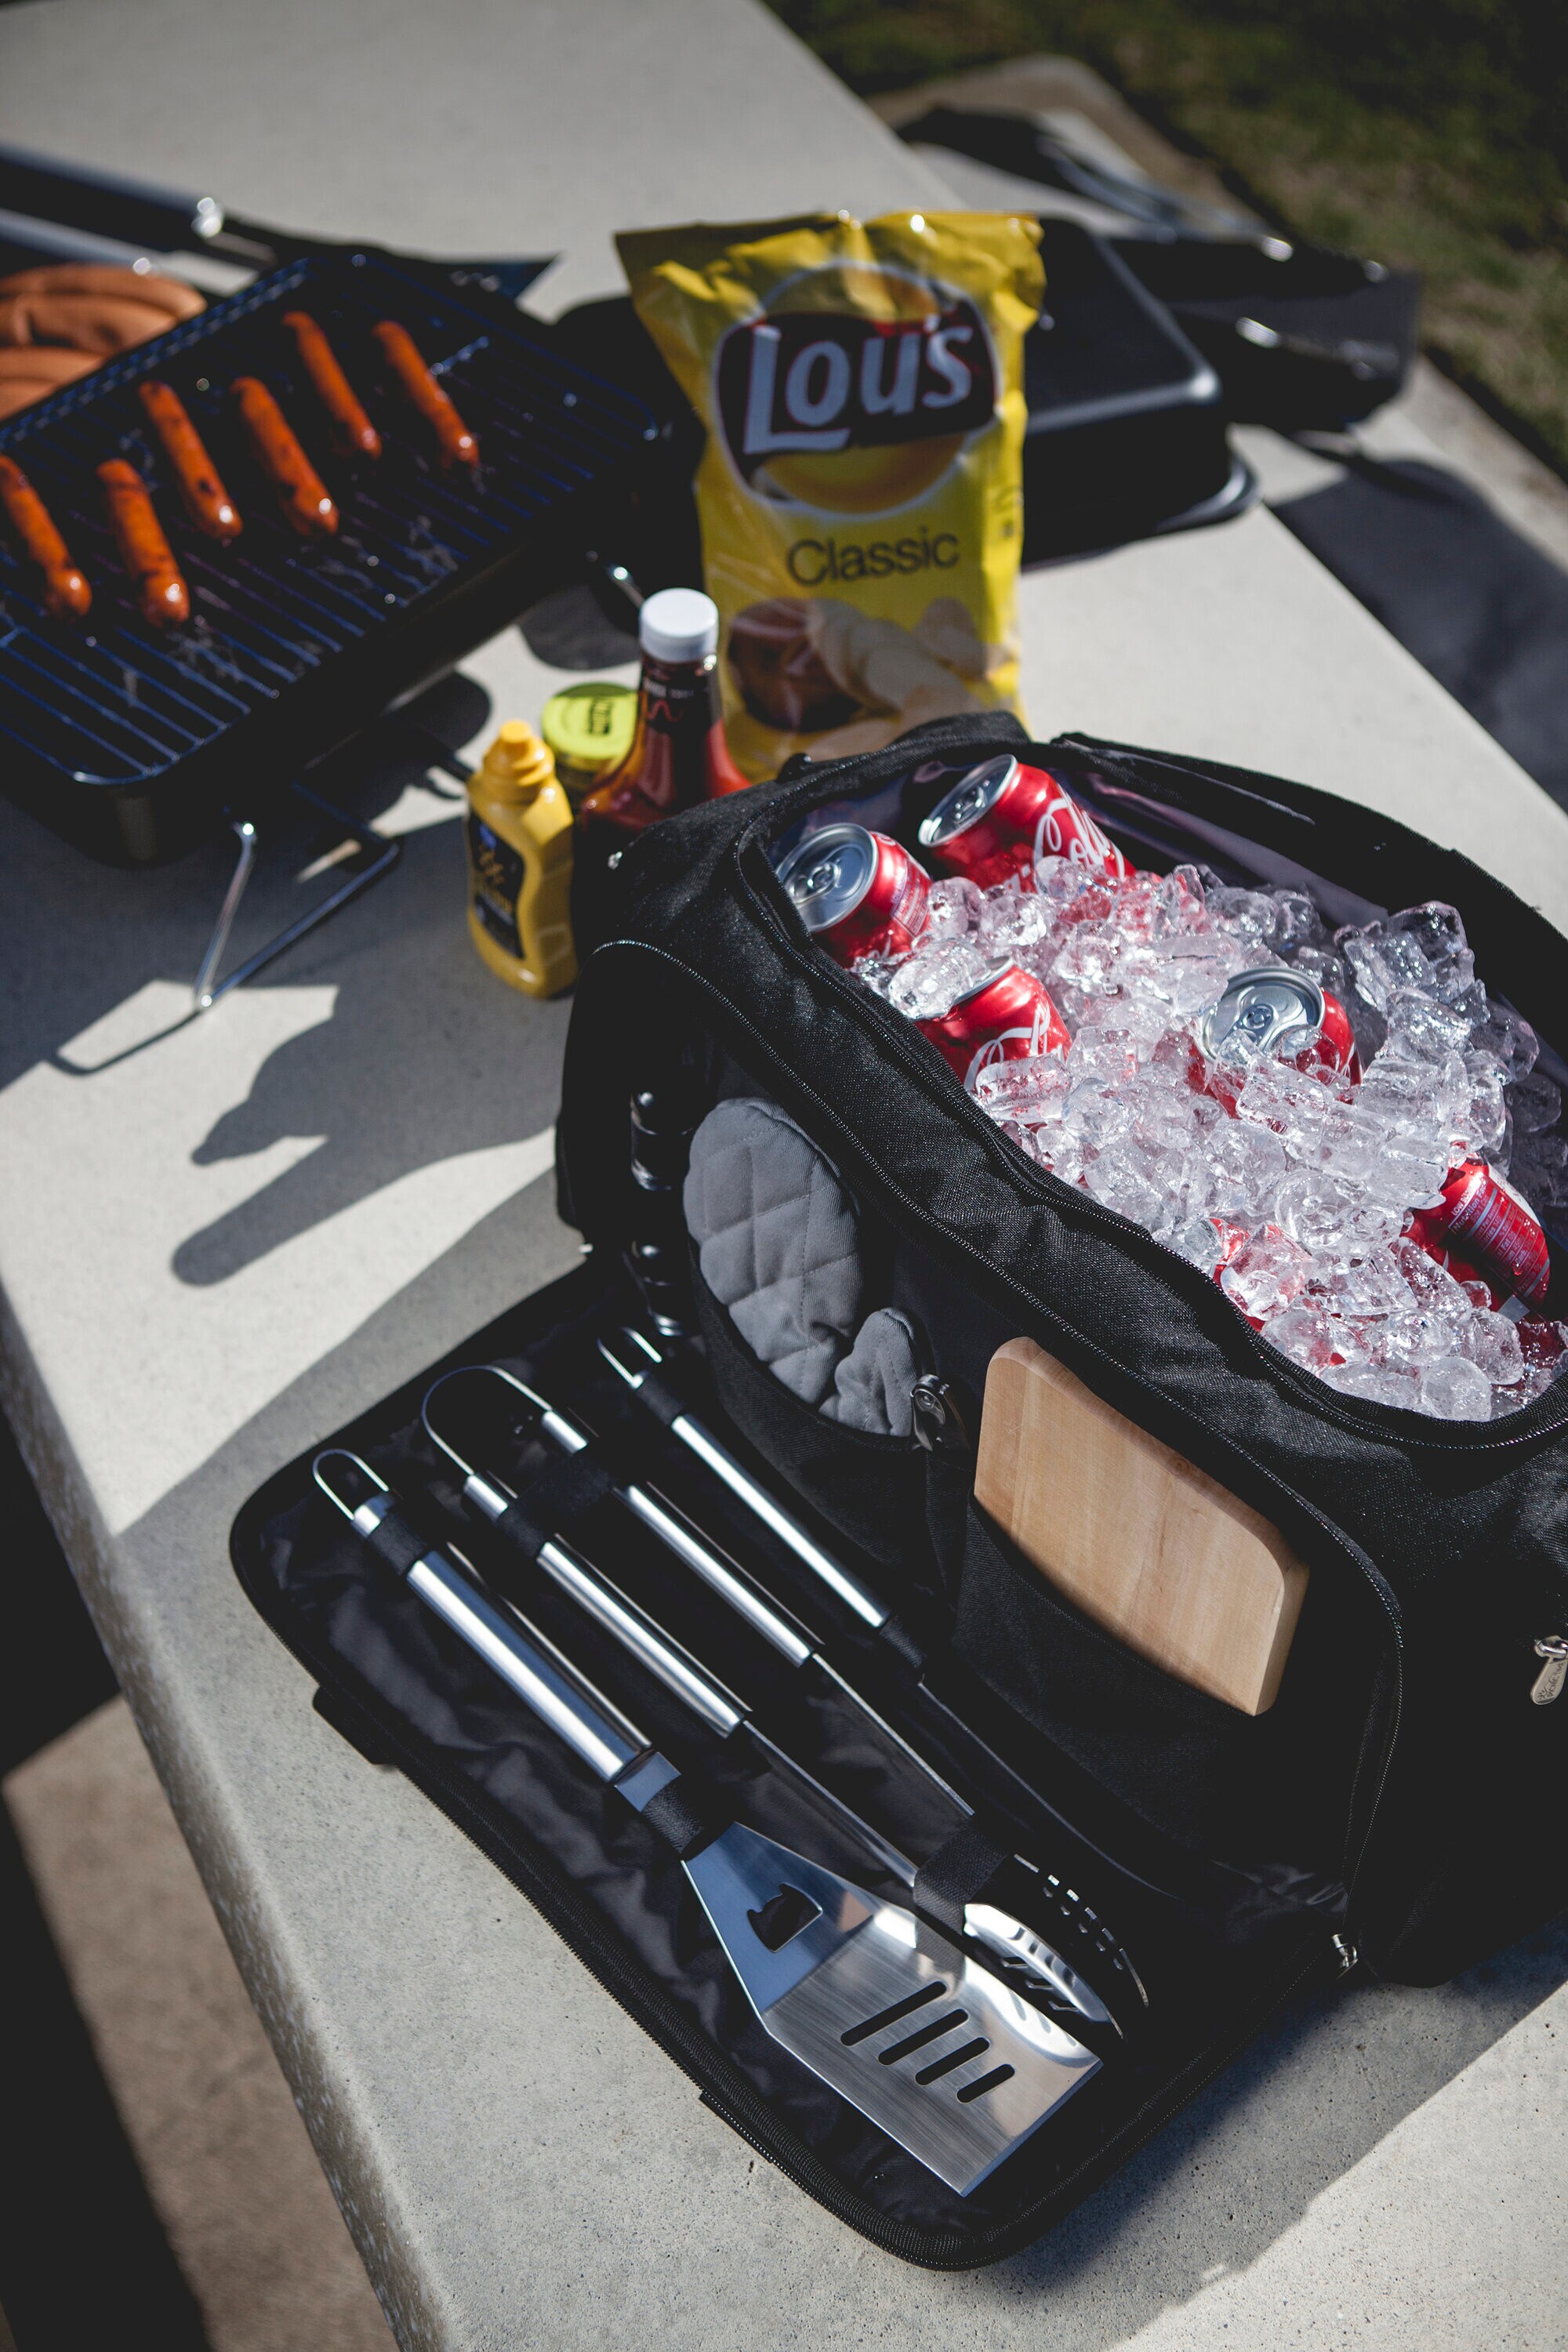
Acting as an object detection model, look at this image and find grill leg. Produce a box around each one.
[192,788,402,1011]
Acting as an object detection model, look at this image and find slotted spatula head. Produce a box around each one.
[684,1823,1100,2195]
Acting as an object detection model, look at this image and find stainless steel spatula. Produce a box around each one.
[314,1450,1099,2196]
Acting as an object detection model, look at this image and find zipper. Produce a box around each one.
[1530,1634,1568,1705]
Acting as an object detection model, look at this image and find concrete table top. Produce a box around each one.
[1,2,1564,2345]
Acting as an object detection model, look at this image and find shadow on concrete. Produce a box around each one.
[982,1918,1568,2336]
[172,802,569,1286]
[0,669,494,1101]
[0,662,586,1287]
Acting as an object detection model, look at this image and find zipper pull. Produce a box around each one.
[1530,1635,1568,1706]
[910,1375,972,1457]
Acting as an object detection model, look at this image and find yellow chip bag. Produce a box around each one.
[618,210,1044,780]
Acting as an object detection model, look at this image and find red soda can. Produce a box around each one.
[1195,965,1361,1111]
[916,753,1130,891]
[916,959,1071,1090]
[1404,1159,1552,1307]
[774,822,930,968]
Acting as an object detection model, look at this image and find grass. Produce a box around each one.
[769,0,1568,470]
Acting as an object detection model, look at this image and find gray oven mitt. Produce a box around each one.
[821,1308,919,1438]
[684,1098,864,1408]
[684,1097,920,1437]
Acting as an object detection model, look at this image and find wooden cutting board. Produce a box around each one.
[973,1338,1309,1715]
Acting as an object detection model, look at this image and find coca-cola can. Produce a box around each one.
[1404,1159,1552,1308]
[916,959,1071,1090]
[916,754,1129,891]
[775,822,930,967]
[1195,965,1361,1109]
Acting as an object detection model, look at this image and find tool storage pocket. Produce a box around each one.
[688,1258,931,1580]
[954,1493,1386,1891]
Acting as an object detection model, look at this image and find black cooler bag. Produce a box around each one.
[233,713,1568,2267]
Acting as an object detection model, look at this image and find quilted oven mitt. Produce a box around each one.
[683,1098,917,1437]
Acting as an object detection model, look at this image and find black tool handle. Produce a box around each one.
[0,142,224,256]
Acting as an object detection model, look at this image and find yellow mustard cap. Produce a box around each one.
[479,719,556,798]
[541,680,638,779]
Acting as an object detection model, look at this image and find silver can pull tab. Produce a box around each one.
[1530,1635,1568,1706]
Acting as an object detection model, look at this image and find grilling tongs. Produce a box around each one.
[313,1449,1099,2196]
[420,1364,1124,2037]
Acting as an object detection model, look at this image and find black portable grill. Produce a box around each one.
[0,249,658,865]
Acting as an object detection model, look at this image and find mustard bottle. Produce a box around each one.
[463,720,578,997]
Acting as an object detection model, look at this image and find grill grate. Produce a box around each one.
[0,251,658,862]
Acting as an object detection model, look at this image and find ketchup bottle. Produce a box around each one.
[580,587,746,835]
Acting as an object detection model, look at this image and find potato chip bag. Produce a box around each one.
[618,210,1044,779]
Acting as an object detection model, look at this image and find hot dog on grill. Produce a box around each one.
[98,459,189,626]
[0,452,91,618]
[372,320,478,468]
[232,376,339,536]
[139,381,241,542]
[281,311,380,459]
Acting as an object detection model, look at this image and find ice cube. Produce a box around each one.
[1469,999,1538,1081]
[1261,1299,1341,1370]
[1167,1214,1227,1270]
[1457,1058,1508,1162]
[1068,1024,1139,1087]
[1383,988,1472,1064]
[1269,889,1331,959]
[1034,856,1093,911]
[924,877,983,941]
[1289,944,1350,1002]
[1208,1120,1289,1221]
[1221,1231,1315,1321]
[1062,1081,1133,1149]
[1085,1144,1167,1229]
[1273,1169,1375,1255]
[1392,1236,1475,1332]
[1339,924,1432,1013]
[1461,1309,1525,1388]
[1235,1060,1332,1155]
[887,938,989,1020]
[1508,1072,1562,1135]
[1416,1356,1492,1419]
[1319,1359,1421,1407]
[978,880,1053,960]
[1152,865,1208,937]
[974,1054,1070,1125]
[1047,921,1122,999]
[1207,886,1278,942]
[1388,903,1475,1004]
[1359,1047,1469,1141]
